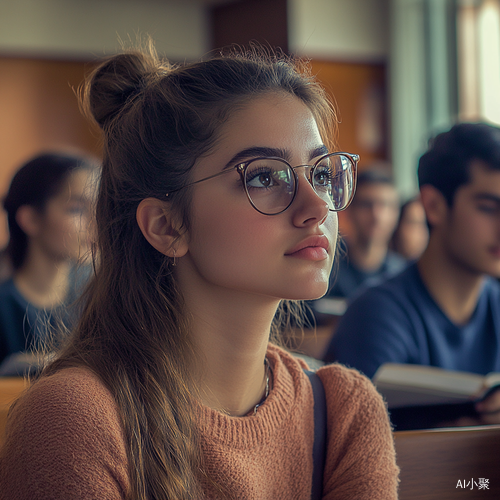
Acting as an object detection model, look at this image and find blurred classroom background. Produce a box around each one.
[0,0,499,247]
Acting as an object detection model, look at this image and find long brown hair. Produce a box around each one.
[44,41,338,499]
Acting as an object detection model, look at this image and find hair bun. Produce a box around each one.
[84,51,159,128]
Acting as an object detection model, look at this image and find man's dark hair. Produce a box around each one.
[418,122,500,205]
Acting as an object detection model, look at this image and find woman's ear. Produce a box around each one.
[136,198,188,258]
[419,184,448,229]
[15,205,41,237]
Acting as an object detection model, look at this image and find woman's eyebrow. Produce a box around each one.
[310,145,329,160]
[474,193,500,204]
[224,147,289,169]
[224,144,329,170]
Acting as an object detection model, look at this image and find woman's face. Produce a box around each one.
[176,93,338,302]
[397,200,428,260]
[34,168,93,263]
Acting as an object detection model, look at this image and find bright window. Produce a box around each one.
[458,0,500,124]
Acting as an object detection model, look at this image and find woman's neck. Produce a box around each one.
[196,346,271,417]
[182,279,279,416]
[14,248,71,309]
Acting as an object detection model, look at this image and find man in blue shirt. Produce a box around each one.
[325,122,500,424]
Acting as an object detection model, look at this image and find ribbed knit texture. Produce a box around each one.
[0,344,399,499]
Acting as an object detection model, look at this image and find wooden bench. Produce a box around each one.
[395,425,500,499]
[0,377,29,446]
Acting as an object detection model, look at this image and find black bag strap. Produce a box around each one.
[304,369,327,500]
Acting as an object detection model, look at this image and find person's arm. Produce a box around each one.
[318,365,399,499]
[0,368,130,499]
[323,287,417,378]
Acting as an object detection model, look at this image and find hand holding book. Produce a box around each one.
[474,385,500,425]
[372,363,500,430]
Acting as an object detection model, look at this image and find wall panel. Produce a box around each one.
[309,59,388,167]
[309,59,388,233]
[0,57,101,247]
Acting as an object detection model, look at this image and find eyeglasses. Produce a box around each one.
[166,152,359,216]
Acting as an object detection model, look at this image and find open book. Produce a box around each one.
[373,363,500,430]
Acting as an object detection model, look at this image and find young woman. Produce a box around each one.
[390,196,429,261]
[0,152,96,370]
[0,44,399,499]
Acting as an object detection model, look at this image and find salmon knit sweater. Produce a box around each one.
[0,344,399,499]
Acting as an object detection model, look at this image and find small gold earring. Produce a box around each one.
[172,250,177,267]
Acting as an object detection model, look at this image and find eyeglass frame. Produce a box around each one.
[165,151,359,216]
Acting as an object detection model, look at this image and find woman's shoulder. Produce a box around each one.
[5,366,123,444]
[0,367,129,498]
[317,363,399,498]
[18,367,114,408]
[12,367,125,446]
[317,360,372,384]
[266,345,381,412]
[316,361,383,408]
[266,343,310,369]
[266,345,374,400]
[267,344,374,389]
[317,362,395,451]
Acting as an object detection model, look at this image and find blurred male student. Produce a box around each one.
[306,167,406,332]
[324,122,500,424]
[327,168,406,299]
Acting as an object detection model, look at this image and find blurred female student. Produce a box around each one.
[0,44,399,499]
[390,196,429,262]
[0,152,96,369]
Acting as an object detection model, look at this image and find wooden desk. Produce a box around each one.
[0,377,29,446]
[395,425,500,499]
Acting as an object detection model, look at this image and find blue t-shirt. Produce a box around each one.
[0,267,90,365]
[0,279,52,364]
[327,244,407,299]
[324,263,500,379]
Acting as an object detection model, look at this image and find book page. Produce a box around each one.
[485,371,500,388]
[373,364,486,408]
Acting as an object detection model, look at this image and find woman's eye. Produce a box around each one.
[246,169,276,188]
[314,167,333,187]
[477,203,499,214]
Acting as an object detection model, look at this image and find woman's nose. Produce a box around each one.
[291,174,330,227]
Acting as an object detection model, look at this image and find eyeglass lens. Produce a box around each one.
[243,153,355,215]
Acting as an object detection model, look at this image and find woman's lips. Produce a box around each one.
[285,235,329,261]
[287,247,329,260]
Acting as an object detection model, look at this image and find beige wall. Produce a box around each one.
[288,0,389,61]
[0,0,388,61]
[0,0,209,60]
[0,57,101,247]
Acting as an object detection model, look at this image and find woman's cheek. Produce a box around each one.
[325,212,339,244]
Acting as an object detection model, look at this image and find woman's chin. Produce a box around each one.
[282,287,329,302]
